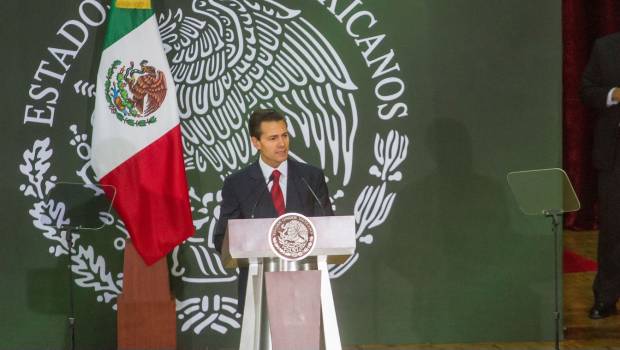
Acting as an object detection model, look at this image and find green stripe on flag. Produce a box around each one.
[103,0,153,49]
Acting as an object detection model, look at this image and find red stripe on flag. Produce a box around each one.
[100,125,194,265]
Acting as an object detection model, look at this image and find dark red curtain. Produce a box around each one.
[563,0,620,230]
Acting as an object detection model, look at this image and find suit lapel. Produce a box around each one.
[609,36,620,81]
[248,161,278,218]
[286,160,305,214]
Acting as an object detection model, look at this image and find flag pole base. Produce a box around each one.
[117,240,176,350]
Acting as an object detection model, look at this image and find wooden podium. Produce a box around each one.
[222,215,355,350]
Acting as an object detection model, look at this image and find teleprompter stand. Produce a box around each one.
[45,182,116,350]
[507,168,580,350]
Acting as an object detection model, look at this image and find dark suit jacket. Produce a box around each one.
[582,32,620,170]
[213,158,334,310]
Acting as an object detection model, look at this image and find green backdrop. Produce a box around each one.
[1,0,561,349]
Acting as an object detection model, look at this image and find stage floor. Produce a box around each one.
[344,338,620,349]
[564,230,620,341]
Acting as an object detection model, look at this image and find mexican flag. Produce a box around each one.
[91,0,194,265]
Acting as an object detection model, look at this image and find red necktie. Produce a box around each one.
[271,169,285,216]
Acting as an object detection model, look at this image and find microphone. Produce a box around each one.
[250,174,274,219]
[300,176,326,216]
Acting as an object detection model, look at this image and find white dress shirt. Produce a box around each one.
[258,157,288,205]
[607,88,618,107]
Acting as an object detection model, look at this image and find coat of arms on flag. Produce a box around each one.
[105,59,167,127]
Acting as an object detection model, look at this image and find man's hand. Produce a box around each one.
[612,87,620,103]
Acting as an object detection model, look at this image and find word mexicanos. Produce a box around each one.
[317,0,408,120]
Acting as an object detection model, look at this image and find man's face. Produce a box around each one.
[251,120,289,168]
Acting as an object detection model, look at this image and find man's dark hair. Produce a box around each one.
[248,108,286,139]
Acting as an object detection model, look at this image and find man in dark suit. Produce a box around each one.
[213,108,333,311]
[581,32,620,319]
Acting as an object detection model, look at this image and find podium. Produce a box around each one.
[222,214,356,350]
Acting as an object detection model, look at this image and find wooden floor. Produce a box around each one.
[564,230,620,341]
[342,230,620,350]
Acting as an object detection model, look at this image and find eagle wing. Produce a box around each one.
[159,0,358,186]
[142,71,167,116]
[129,70,167,116]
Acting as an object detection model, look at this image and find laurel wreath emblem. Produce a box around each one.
[19,126,240,333]
[19,134,123,308]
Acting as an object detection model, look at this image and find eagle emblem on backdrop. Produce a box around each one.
[105,59,168,126]
[20,0,409,336]
[158,0,358,283]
